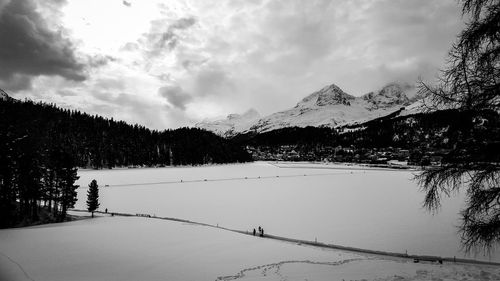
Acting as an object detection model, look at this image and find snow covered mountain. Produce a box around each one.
[196,82,425,136]
[196,109,261,137]
[0,89,10,100]
[361,82,420,110]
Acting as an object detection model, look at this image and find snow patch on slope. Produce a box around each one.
[298,83,355,107]
[195,108,261,137]
[248,82,424,134]
[362,82,419,110]
[197,82,426,136]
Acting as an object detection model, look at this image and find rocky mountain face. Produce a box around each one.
[299,84,355,107]
[195,82,425,137]
[0,89,10,100]
[361,82,420,110]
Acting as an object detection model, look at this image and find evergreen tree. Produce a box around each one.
[58,151,80,221]
[16,136,43,223]
[0,91,250,228]
[0,126,18,227]
[86,179,99,218]
[417,0,500,253]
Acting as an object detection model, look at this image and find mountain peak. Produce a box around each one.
[379,82,412,96]
[197,81,426,137]
[362,82,419,110]
[299,83,355,107]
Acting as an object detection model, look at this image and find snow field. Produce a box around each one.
[74,162,494,261]
[1,215,498,281]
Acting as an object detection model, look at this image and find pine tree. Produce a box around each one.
[86,179,99,218]
[16,136,43,223]
[0,126,18,227]
[58,151,79,221]
[418,0,500,253]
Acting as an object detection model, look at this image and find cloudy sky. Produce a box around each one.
[0,0,464,129]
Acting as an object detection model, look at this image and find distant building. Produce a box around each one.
[387,160,408,166]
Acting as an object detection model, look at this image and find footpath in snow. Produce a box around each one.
[71,209,500,266]
[1,211,499,281]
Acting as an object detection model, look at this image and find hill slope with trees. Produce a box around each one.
[0,97,251,227]
[234,109,498,165]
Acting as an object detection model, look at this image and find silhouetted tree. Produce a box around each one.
[87,179,99,218]
[417,0,500,253]
[57,151,80,221]
[0,93,250,228]
[0,126,19,227]
[16,136,43,223]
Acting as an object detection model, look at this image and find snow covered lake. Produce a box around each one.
[74,162,498,262]
[3,215,498,281]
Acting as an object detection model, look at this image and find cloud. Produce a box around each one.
[89,55,117,68]
[6,0,465,129]
[94,77,126,91]
[143,16,197,58]
[56,89,79,97]
[193,65,234,97]
[0,73,32,92]
[85,91,193,129]
[334,0,464,91]
[158,85,192,110]
[121,42,140,52]
[122,0,131,7]
[88,93,164,128]
[0,0,85,91]
[260,0,337,61]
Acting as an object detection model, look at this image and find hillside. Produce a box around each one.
[0,97,251,169]
[234,109,499,165]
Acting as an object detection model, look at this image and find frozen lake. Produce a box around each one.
[75,162,498,262]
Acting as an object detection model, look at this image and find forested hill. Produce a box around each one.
[233,109,499,165]
[0,98,251,168]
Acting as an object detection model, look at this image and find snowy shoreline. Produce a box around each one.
[2,211,499,281]
[76,161,255,172]
[78,160,422,172]
[268,161,421,171]
[73,162,496,262]
[69,209,500,267]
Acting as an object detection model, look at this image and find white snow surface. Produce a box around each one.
[73,162,499,262]
[1,215,499,281]
[197,82,425,136]
[195,108,261,137]
[2,162,500,281]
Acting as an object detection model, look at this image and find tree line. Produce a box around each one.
[0,98,251,227]
[235,109,499,155]
[0,132,79,227]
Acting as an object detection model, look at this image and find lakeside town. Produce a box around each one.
[247,145,445,167]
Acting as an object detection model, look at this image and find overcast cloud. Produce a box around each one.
[0,0,85,90]
[158,85,192,110]
[0,0,464,130]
